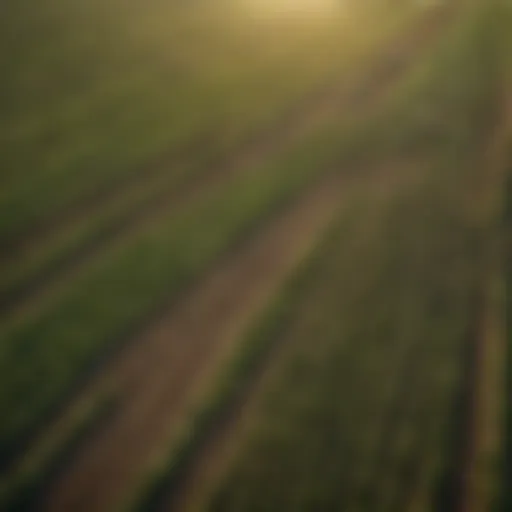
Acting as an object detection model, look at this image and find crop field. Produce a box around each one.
[1,0,511,511]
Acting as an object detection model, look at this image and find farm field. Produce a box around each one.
[1,0,511,511]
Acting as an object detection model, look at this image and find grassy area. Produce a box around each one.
[3,0,511,510]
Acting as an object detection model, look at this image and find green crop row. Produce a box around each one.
[498,1,512,507]
[204,155,480,511]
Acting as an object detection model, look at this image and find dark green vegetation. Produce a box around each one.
[503,161,512,512]
[1,0,511,511]
[209,177,475,512]
[501,20,512,501]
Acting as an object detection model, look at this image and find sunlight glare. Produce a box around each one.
[242,0,343,19]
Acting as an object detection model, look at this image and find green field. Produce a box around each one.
[1,0,511,511]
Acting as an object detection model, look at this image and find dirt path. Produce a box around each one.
[42,157,376,512]
[0,5,454,328]
[159,160,422,512]
[459,263,505,512]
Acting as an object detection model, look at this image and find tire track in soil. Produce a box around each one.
[0,5,454,327]
[41,158,373,512]
[158,161,422,512]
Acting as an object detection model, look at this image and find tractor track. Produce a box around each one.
[158,160,422,512]
[42,155,376,512]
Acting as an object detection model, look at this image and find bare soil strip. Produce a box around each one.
[0,5,454,326]
[462,261,505,512]
[41,158,372,512]
[158,161,422,512]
